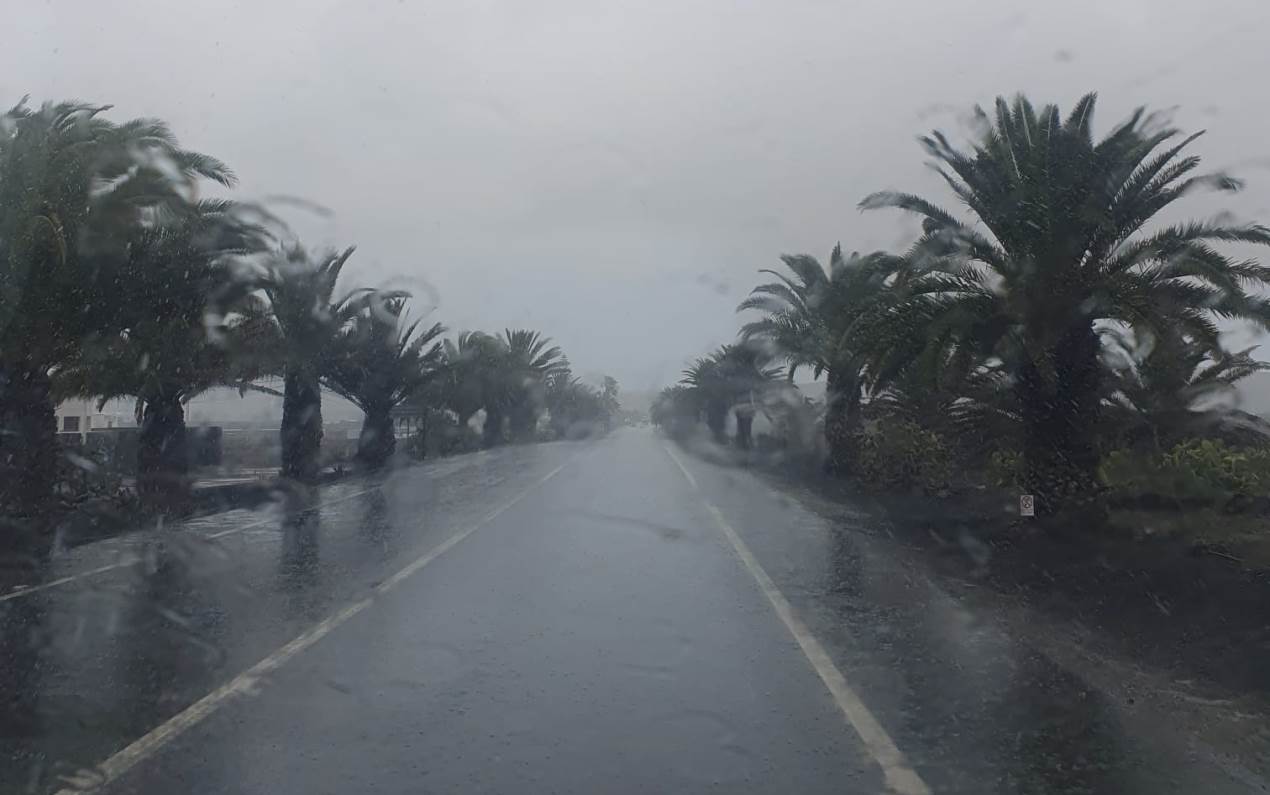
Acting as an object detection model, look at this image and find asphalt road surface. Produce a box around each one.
[1,428,1261,794]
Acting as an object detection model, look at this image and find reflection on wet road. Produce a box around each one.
[0,430,1260,794]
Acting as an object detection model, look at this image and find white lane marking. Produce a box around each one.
[0,562,140,604]
[206,485,381,539]
[3,454,507,604]
[0,485,382,604]
[53,595,375,794]
[662,444,930,795]
[52,460,571,795]
[662,442,699,491]
[375,462,567,594]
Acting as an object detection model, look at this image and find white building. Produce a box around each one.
[54,399,127,440]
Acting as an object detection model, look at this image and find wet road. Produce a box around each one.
[1,429,1263,794]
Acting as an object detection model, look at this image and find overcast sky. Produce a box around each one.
[11,0,1270,403]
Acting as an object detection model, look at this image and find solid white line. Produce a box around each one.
[5,451,507,603]
[206,484,381,539]
[661,442,699,491]
[375,462,567,594]
[0,561,140,604]
[662,444,930,795]
[52,460,572,795]
[1,486,384,605]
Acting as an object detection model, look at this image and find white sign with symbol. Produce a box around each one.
[1020,494,1035,517]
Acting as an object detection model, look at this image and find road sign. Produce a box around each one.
[1020,494,1035,517]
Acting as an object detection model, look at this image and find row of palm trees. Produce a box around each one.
[0,98,614,544]
[657,93,1270,513]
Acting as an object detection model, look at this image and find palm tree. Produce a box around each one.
[681,355,730,443]
[55,200,270,504]
[859,93,1270,510]
[544,365,608,439]
[1102,328,1270,453]
[496,329,566,444]
[651,384,698,438]
[738,246,902,468]
[868,346,1019,460]
[600,375,620,431]
[713,344,782,449]
[680,343,781,447]
[438,331,504,433]
[0,99,234,532]
[261,246,387,482]
[323,297,445,468]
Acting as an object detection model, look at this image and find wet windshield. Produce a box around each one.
[4,3,1270,794]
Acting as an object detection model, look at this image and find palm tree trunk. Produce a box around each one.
[735,408,754,450]
[0,361,58,556]
[356,405,396,469]
[281,368,323,483]
[483,407,506,448]
[735,414,754,449]
[705,400,728,444]
[824,372,861,473]
[138,391,189,509]
[508,403,537,443]
[1017,322,1103,515]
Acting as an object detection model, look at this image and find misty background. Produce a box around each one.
[10,0,1270,412]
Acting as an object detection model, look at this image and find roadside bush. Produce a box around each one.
[1164,439,1270,495]
[1099,439,1270,504]
[53,446,138,512]
[986,448,1024,489]
[855,419,951,493]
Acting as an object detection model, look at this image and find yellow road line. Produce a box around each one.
[54,461,571,795]
[662,443,930,795]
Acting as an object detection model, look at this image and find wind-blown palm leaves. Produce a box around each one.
[54,199,270,502]
[738,246,902,467]
[322,297,445,468]
[680,343,781,447]
[868,345,1020,460]
[1102,328,1270,452]
[858,93,1270,509]
[0,99,236,526]
[496,329,567,444]
[261,246,392,482]
[437,331,504,433]
[543,365,612,440]
[651,385,698,437]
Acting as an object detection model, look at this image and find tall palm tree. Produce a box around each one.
[713,343,782,449]
[859,93,1270,510]
[261,246,388,482]
[680,343,780,447]
[544,364,608,439]
[0,99,234,532]
[651,384,698,437]
[496,329,566,444]
[55,199,270,504]
[681,355,730,443]
[600,375,620,432]
[323,298,445,468]
[1102,328,1270,453]
[738,246,902,468]
[438,331,504,431]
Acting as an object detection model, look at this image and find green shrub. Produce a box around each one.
[1099,439,1270,501]
[1163,439,1270,495]
[855,419,951,492]
[986,448,1023,489]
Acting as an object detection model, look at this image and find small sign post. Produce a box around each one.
[1020,494,1035,517]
